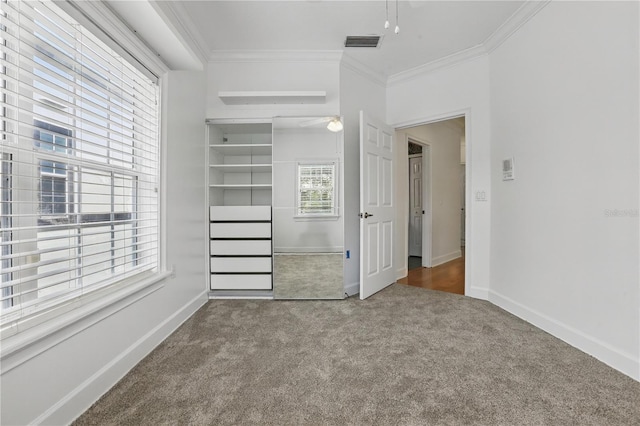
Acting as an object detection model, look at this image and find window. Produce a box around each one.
[0,0,159,335]
[297,162,337,216]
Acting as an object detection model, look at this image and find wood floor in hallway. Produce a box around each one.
[397,250,465,295]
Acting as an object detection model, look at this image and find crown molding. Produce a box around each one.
[387,0,551,88]
[150,1,209,68]
[483,0,552,54]
[340,54,387,88]
[209,50,344,64]
[388,45,486,87]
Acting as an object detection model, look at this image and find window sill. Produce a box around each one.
[294,215,340,221]
[0,270,171,374]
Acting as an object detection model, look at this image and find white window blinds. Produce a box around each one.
[0,0,160,334]
[297,163,336,216]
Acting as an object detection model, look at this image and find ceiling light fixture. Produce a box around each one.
[384,0,390,29]
[326,117,343,133]
[384,0,399,34]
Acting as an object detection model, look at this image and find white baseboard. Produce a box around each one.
[489,290,639,382]
[431,250,462,267]
[466,286,489,300]
[35,290,208,425]
[344,281,359,297]
[396,267,408,281]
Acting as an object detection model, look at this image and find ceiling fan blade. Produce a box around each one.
[299,117,332,127]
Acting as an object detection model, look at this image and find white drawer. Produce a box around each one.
[210,222,271,238]
[210,274,272,290]
[210,206,271,221]
[210,240,271,256]
[210,257,272,273]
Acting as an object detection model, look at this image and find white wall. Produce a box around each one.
[206,56,341,119]
[396,120,463,270]
[387,55,492,299]
[489,1,639,380]
[0,71,209,425]
[339,64,387,295]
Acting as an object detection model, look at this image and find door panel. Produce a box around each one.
[360,111,396,299]
[409,156,423,257]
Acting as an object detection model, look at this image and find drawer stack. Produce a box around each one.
[209,206,273,290]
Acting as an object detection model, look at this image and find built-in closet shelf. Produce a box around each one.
[218,91,326,105]
[209,144,272,155]
[209,184,272,189]
[209,164,272,173]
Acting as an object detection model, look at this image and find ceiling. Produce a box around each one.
[177,0,526,78]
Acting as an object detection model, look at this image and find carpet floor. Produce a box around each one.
[74,284,640,425]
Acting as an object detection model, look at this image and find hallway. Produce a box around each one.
[397,250,465,295]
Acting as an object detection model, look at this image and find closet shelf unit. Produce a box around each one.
[207,121,273,293]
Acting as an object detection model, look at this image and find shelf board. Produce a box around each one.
[209,184,272,189]
[209,144,272,156]
[209,164,272,173]
[218,91,326,105]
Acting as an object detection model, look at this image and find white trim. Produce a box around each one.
[394,110,467,130]
[489,290,640,381]
[396,267,407,281]
[56,0,169,81]
[205,118,273,125]
[431,250,462,267]
[340,55,387,88]
[391,109,473,297]
[466,287,489,300]
[387,1,551,87]
[33,290,208,426]
[344,281,359,297]
[483,0,552,54]
[388,46,487,87]
[0,271,171,374]
[150,1,209,67]
[209,50,343,64]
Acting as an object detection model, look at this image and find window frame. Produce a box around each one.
[0,0,166,352]
[295,159,339,219]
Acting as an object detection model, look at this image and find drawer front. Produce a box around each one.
[210,240,271,256]
[210,274,272,290]
[210,257,272,273]
[210,205,271,221]
[210,222,271,239]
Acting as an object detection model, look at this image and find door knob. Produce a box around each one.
[359,212,374,218]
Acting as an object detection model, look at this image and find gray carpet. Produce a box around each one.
[74,284,640,425]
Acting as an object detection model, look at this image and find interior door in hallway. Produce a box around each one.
[408,155,422,258]
[359,111,396,299]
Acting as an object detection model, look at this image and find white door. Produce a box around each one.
[359,111,396,299]
[421,145,431,268]
[408,155,422,258]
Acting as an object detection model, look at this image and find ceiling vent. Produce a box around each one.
[344,35,382,48]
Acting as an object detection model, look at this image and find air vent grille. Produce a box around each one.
[345,36,381,48]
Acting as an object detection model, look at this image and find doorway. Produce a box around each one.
[407,138,431,270]
[398,117,466,295]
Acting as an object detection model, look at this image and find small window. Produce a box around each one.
[297,162,337,216]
